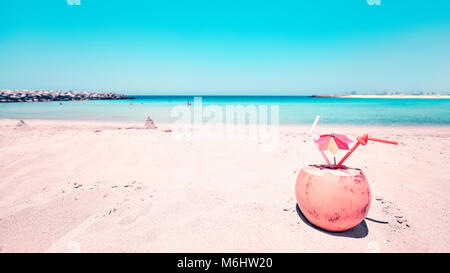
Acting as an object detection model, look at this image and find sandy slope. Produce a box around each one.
[0,119,449,252]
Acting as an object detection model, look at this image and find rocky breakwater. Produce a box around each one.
[0,89,132,102]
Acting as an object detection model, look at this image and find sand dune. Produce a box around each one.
[0,119,449,252]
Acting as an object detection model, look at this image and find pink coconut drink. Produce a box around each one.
[296,165,371,232]
[296,116,397,232]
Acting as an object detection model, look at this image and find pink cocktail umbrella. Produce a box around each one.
[314,133,353,167]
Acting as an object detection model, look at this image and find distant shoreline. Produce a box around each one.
[312,94,450,99]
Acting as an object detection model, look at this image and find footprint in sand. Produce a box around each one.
[374,196,410,230]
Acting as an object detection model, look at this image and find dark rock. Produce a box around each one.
[0,89,131,103]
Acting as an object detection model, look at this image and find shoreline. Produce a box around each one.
[1,118,448,129]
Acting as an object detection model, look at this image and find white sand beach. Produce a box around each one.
[0,119,449,252]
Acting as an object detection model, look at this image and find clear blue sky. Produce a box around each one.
[1,0,449,95]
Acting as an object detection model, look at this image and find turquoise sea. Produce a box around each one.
[0,96,449,126]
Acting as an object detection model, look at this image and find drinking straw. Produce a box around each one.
[306,115,320,140]
[335,134,397,168]
[310,115,320,135]
[307,116,333,168]
[367,137,398,145]
[335,141,362,168]
[320,150,333,168]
